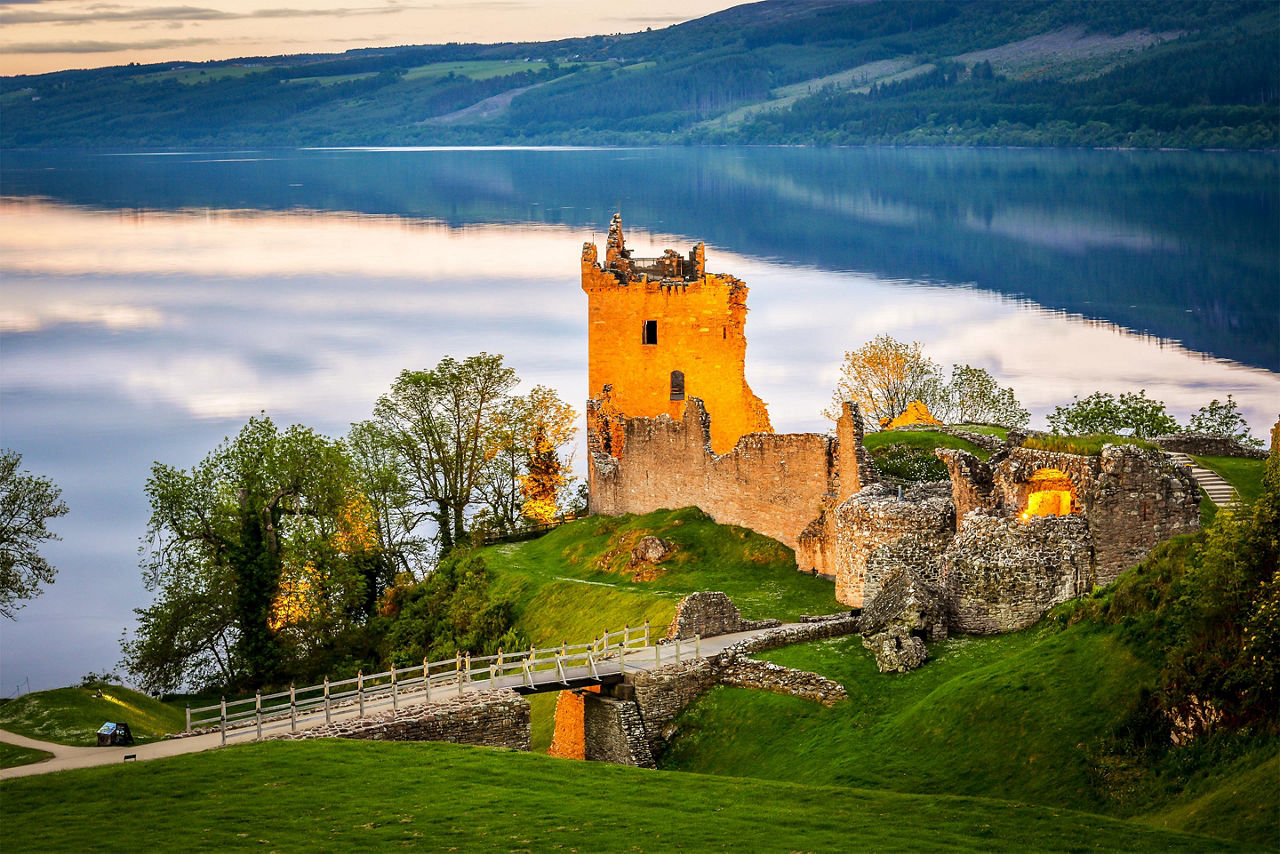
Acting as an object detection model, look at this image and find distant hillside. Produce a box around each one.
[3,0,1276,149]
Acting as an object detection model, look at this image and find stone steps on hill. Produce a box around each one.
[1167,453,1239,506]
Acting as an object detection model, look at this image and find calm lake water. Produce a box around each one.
[1,146,1277,691]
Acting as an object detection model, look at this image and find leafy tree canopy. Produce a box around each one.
[0,449,68,619]
[1188,395,1262,447]
[1047,390,1180,439]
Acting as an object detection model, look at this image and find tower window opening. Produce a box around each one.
[670,370,685,401]
[643,320,658,345]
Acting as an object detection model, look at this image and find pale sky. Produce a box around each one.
[0,0,745,76]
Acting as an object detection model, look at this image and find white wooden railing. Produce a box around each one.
[184,620,700,745]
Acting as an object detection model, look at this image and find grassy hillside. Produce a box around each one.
[3,0,1274,148]
[0,742,53,769]
[486,506,842,647]
[1192,455,1267,505]
[660,625,1276,846]
[0,683,187,746]
[0,739,1240,852]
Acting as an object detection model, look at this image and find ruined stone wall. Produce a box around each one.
[832,483,955,608]
[628,658,720,757]
[267,689,530,750]
[718,655,847,706]
[583,226,771,454]
[1151,433,1268,459]
[1087,445,1200,584]
[665,591,780,640]
[942,514,1094,634]
[582,694,655,768]
[589,398,838,554]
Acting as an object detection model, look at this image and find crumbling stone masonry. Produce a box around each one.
[588,397,873,577]
[942,513,1094,634]
[830,482,955,609]
[665,591,780,640]
[1151,432,1267,459]
[267,689,530,750]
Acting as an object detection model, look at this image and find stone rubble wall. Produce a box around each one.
[628,658,721,758]
[718,655,847,706]
[942,513,1094,634]
[1151,433,1267,459]
[832,483,955,608]
[1088,445,1201,585]
[264,688,530,751]
[582,694,656,769]
[665,591,780,640]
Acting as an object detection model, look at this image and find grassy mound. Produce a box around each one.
[863,429,989,459]
[483,506,841,647]
[0,739,1236,852]
[0,683,187,746]
[0,742,53,769]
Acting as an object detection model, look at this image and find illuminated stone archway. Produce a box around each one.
[1020,468,1078,519]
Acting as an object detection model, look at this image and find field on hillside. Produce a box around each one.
[0,739,1240,852]
[486,506,842,648]
[660,624,1278,847]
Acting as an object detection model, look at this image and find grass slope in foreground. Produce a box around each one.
[0,683,187,746]
[660,619,1277,846]
[1,739,1238,852]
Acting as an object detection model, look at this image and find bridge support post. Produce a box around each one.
[696,634,701,660]
[185,702,191,733]
[654,644,660,666]
[644,619,650,646]
[675,637,682,663]
[424,657,431,700]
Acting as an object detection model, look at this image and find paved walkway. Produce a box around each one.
[0,624,789,781]
[1168,453,1238,506]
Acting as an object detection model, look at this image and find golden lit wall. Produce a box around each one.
[583,243,772,455]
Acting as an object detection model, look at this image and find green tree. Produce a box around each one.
[1047,390,1180,438]
[1188,395,1261,447]
[926,364,1030,428]
[124,416,378,692]
[347,419,435,578]
[0,450,69,619]
[371,354,518,554]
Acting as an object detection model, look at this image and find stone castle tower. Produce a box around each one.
[581,214,772,454]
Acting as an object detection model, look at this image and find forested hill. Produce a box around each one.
[4,0,1277,150]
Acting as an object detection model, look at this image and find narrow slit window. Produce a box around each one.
[643,320,658,345]
[670,370,685,401]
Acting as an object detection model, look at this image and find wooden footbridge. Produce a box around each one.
[187,620,715,744]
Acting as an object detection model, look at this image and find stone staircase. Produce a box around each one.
[1168,453,1238,506]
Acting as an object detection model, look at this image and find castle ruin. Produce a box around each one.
[583,218,1201,634]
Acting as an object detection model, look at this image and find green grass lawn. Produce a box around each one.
[1191,455,1267,504]
[0,684,187,746]
[0,741,53,769]
[402,59,553,81]
[863,429,990,459]
[484,507,842,648]
[0,739,1238,852]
